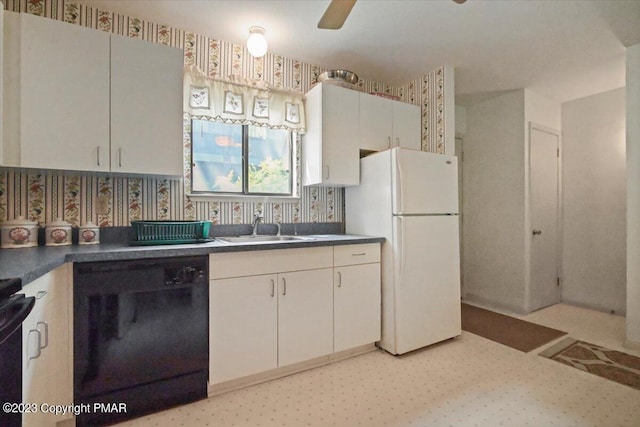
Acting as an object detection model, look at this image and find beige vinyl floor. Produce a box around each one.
[116,303,640,427]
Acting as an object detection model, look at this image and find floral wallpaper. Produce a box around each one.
[0,0,448,227]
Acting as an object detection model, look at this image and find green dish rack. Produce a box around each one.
[131,220,213,245]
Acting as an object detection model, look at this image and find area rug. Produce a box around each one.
[461,303,567,352]
[539,338,640,390]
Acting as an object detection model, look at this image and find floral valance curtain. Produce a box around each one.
[184,65,306,134]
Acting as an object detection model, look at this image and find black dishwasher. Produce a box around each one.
[73,256,208,426]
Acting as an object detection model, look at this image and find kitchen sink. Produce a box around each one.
[216,235,316,244]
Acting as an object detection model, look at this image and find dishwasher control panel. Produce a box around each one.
[164,264,206,286]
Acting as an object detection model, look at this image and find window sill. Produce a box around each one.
[187,193,301,203]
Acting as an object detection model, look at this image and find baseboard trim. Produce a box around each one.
[207,344,377,397]
[624,339,640,351]
[461,295,527,316]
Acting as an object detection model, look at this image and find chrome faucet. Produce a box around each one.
[251,213,263,236]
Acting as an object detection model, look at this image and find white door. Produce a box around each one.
[529,125,561,311]
[392,216,461,354]
[391,148,459,215]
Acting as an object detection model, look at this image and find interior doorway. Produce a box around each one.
[528,124,561,312]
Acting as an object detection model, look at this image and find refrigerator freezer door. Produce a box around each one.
[392,215,461,354]
[391,148,459,215]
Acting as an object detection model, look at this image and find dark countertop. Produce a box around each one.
[0,234,384,286]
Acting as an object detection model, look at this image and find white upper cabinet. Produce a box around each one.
[3,11,111,171]
[359,92,393,152]
[302,84,421,187]
[1,12,183,176]
[110,34,183,176]
[302,83,360,187]
[359,91,421,152]
[392,99,421,151]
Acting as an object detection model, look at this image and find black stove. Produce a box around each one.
[0,278,22,301]
[0,277,34,427]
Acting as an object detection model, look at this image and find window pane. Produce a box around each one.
[247,126,291,194]
[191,120,243,193]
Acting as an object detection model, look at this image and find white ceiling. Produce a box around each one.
[79,0,640,105]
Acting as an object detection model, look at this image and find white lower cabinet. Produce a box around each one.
[209,247,334,385]
[333,243,381,353]
[22,264,72,427]
[277,269,333,367]
[209,244,380,386]
[210,274,278,384]
[334,263,381,352]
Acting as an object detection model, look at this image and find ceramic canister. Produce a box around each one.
[78,222,100,245]
[1,216,39,249]
[45,218,73,246]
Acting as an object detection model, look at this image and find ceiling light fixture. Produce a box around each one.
[247,26,268,58]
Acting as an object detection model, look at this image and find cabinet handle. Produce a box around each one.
[28,329,42,360]
[282,277,287,296]
[118,147,123,168]
[388,136,391,148]
[352,253,366,256]
[37,321,49,349]
[270,279,275,298]
[324,165,330,180]
[36,290,47,299]
[337,271,342,287]
[96,146,101,166]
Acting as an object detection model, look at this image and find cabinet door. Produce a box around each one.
[111,34,183,176]
[321,84,360,186]
[210,275,278,384]
[359,92,393,152]
[303,83,359,187]
[22,264,71,427]
[334,263,381,352]
[392,101,421,151]
[278,268,333,366]
[18,13,110,171]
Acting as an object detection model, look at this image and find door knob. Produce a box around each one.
[532,229,542,235]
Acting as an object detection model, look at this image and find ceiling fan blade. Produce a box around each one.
[318,0,357,30]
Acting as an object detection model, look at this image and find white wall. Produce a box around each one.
[524,89,562,130]
[461,89,561,314]
[562,88,626,314]
[455,105,467,137]
[627,43,640,346]
[462,90,527,313]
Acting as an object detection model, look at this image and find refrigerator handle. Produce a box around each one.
[395,153,403,211]
[397,216,405,280]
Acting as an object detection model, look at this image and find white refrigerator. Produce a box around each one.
[346,147,461,355]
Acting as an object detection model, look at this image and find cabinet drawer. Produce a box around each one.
[21,263,69,304]
[210,246,333,279]
[334,243,380,266]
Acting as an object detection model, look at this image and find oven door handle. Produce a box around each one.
[0,295,36,345]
